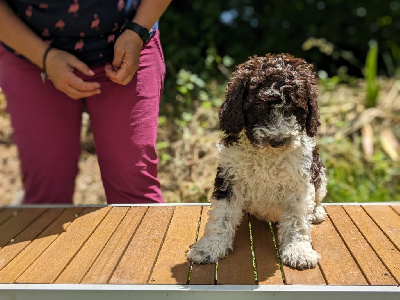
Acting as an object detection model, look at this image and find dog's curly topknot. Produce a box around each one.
[219,53,321,137]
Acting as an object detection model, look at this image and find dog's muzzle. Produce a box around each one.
[268,137,289,148]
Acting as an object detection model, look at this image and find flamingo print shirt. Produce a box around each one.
[5,0,158,66]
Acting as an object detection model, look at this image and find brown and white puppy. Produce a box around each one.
[187,54,327,269]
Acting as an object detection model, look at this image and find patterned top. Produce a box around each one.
[5,0,158,66]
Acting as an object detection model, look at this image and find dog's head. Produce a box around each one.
[219,53,320,149]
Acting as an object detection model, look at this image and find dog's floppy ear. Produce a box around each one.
[219,68,249,135]
[305,75,321,137]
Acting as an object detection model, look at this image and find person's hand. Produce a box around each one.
[45,49,101,100]
[105,30,143,85]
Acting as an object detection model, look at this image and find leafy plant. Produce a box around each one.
[364,41,379,108]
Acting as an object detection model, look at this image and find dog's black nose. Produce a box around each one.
[269,138,288,148]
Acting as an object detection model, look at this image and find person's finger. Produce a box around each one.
[69,74,101,92]
[68,55,95,76]
[114,62,131,83]
[111,47,125,69]
[105,63,131,85]
[104,63,118,79]
[65,85,101,100]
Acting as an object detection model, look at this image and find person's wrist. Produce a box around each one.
[120,20,150,45]
[40,44,53,83]
[122,29,144,47]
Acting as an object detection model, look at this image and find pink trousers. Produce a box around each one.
[0,31,165,204]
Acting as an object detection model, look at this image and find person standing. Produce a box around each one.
[0,0,172,204]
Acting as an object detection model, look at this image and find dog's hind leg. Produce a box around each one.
[311,169,327,224]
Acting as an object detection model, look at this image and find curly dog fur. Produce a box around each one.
[187,53,327,269]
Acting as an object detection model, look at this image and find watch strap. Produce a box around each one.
[121,20,151,45]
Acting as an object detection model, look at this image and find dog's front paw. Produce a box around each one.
[280,242,319,269]
[187,238,228,264]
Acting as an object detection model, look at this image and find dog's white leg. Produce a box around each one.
[187,197,243,264]
[278,189,319,269]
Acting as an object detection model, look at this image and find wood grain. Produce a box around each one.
[0,208,46,248]
[363,205,400,250]
[217,215,256,285]
[326,206,397,285]
[344,205,400,284]
[189,206,216,285]
[311,214,368,285]
[109,206,174,284]
[81,206,147,284]
[149,206,201,284]
[0,208,64,271]
[15,207,109,283]
[0,207,84,283]
[56,207,129,283]
[0,208,19,226]
[251,218,283,285]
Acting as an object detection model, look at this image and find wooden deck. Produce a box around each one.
[0,203,399,299]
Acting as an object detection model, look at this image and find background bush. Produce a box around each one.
[160,0,400,116]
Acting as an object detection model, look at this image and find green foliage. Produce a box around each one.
[320,137,400,203]
[159,0,400,118]
[364,41,379,108]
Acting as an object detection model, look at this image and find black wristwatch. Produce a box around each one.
[120,20,151,45]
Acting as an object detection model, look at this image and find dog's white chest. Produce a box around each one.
[217,138,313,222]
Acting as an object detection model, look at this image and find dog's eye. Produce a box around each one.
[255,102,265,109]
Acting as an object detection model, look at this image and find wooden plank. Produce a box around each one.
[81,206,148,284]
[251,218,283,285]
[312,213,368,285]
[391,204,400,216]
[149,206,201,284]
[272,225,326,285]
[344,205,400,284]
[15,207,110,283]
[109,206,175,284]
[0,207,84,283]
[0,208,64,271]
[363,205,400,250]
[0,208,46,248]
[217,215,256,285]
[0,208,19,226]
[326,206,397,285]
[55,207,129,283]
[190,206,216,285]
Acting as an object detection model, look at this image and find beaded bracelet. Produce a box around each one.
[40,45,52,83]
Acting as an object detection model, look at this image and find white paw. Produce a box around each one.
[187,237,228,264]
[280,242,319,269]
[311,205,326,224]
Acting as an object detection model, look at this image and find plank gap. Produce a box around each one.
[107,206,149,283]
[53,207,113,283]
[0,207,85,283]
[73,207,131,283]
[362,206,400,252]
[270,223,286,284]
[390,205,400,216]
[187,206,204,285]
[145,206,176,284]
[344,206,400,285]
[0,208,65,272]
[0,208,20,226]
[248,214,258,284]
[328,207,371,285]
